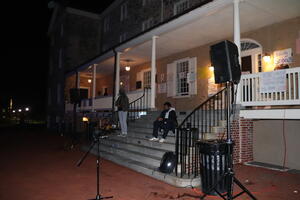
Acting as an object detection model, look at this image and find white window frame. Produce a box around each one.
[120,2,128,21]
[175,58,190,96]
[174,0,189,16]
[103,17,110,33]
[142,17,154,31]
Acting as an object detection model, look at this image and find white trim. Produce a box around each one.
[240,109,300,119]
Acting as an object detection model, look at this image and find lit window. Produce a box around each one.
[174,0,189,16]
[176,60,189,96]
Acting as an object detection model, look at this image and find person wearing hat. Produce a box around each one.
[149,102,177,143]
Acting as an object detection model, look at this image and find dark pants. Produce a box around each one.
[153,120,173,139]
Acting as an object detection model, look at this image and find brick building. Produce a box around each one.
[48,0,300,186]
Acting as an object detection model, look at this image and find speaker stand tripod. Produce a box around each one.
[76,135,113,200]
[200,82,257,200]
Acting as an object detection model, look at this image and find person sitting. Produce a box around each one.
[149,102,177,143]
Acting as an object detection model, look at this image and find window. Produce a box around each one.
[174,0,189,15]
[103,17,110,33]
[120,2,128,21]
[143,70,151,88]
[57,84,61,104]
[176,60,189,96]
[48,88,51,105]
[142,18,154,31]
[58,49,63,69]
[119,32,127,43]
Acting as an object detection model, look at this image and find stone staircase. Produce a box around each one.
[85,111,226,187]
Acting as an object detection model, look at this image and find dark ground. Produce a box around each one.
[0,126,299,200]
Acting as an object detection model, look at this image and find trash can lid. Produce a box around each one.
[196,139,232,154]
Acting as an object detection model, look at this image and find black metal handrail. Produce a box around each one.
[175,87,228,178]
[128,87,151,121]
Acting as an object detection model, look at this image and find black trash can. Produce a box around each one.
[196,140,233,195]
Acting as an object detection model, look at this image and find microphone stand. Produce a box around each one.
[76,134,113,200]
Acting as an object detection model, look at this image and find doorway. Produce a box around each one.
[241,39,262,74]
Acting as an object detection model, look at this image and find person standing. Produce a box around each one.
[115,88,129,137]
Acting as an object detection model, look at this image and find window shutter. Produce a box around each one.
[167,62,176,97]
[188,57,197,95]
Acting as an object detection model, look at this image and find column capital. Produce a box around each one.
[152,35,159,40]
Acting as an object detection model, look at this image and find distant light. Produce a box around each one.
[25,107,30,111]
[82,117,89,122]
[125,66,131,71]
[12,110,16,113]
[88,79,92,83]
[120,81,124,86]
[209,66,214,72]
[263,53,271,63]
[18,109,22,112]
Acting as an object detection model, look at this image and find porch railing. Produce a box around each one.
[175,88,227,178]
[128,87,151,121]
[240,67,300,106]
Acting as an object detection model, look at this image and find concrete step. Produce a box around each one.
[127,130,176,144]
[98,135,169,158]
[97,142,162,167]
[83,146,201,187]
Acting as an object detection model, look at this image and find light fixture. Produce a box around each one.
[18,109,22,112]
[82,116,89,122]
[25,107,29,111]
[209,66,214,72]
[88,79,92,83]
[263,53,271,63]
[120,81,124,86]
[125,66,131,71]
[12,110,16,113]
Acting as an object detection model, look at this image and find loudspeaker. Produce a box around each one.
[210,40,241,84]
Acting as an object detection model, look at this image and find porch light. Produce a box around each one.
[12,110,16,113]
[209,66,214,72]
[82,116,89,122]
[18,109,22,112]
[263,53,271,63]
[125,66,131,71]
[25,107,29,111]
[88,79,92,83]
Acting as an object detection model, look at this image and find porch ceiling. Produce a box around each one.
[121,0,300,66]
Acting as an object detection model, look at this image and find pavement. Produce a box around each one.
[0,126,299,200]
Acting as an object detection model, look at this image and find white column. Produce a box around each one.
[115,52,121,100]
[92,64,96,111]
[233,0,242,104]
[151,36,158,109]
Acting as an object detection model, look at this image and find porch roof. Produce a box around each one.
[68,0,300,77]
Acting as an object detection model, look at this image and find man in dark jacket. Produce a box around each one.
[149,102,177,143]
[115,88,129,137]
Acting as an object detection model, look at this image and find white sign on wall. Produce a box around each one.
[274,48,293,65]
[157,83,167,94]
[260,70,286,93]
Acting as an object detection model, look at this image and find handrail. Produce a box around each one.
[128,87,151,121]
[178,88,227,128]
[175,87,227,178]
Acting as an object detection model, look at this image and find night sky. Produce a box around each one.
[0,0,113,119]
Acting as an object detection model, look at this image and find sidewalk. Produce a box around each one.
[0,127,299,200]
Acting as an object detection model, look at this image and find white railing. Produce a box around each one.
[240,67,300,106]
[65,89,151,112]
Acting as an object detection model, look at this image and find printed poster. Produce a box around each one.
[260,70,286,93]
